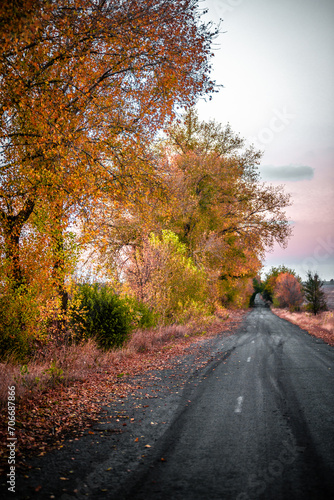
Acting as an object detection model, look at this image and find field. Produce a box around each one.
[323,284,334,310]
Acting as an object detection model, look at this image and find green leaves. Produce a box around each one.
[126,230,211,323]
[70,284,157,349]
[70,284,133,349]
[303,271,327,315]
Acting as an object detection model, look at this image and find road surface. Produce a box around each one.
[119,296,334,500]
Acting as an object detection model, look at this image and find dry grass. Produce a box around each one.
[272,308,334,346]
[0,340,104,404]
[0,310,233,406]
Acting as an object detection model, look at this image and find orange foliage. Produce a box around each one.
[274,273,304,309]
[161,110,291,305]
[0,0,216,291]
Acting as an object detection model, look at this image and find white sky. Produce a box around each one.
[197,0,334,280]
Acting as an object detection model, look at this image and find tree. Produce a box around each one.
[98,110,292,309]
[162,110,292,305]
[303,271,327,315]
[123,230,211,323]
[252,276,263,294]
[262,265,299,303]
[0,0,217,294]
[274,273,303,310]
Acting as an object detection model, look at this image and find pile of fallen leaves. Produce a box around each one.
[272,309,334,346]
[0,311,246,475]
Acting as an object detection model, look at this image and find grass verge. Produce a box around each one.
[272,309,334,346]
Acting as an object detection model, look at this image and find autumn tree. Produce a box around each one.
[274,272,303,310]
[161,110,292,306]
[124,230,211,323]
[303,271,327,315]
[262,265,298,303]
[0,0,216,298]
[98,110,292,310]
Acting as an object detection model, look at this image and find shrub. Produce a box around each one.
[0,284,47,362]
[220,276,254,309]
[70,284,133,349]
[274,273,304,309]
[124,296,158,329]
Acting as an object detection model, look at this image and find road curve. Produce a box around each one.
[119,296,334,500]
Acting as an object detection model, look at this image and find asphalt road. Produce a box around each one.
[8,296,334,499]
[120,296,334,500]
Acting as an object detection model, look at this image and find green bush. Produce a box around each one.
[0,320,32,362]
[71,284,134,349]
[272,297,280,308]
[124,296,158,329]
[0,285,43,362]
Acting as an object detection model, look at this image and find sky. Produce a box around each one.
[197,0,334,280]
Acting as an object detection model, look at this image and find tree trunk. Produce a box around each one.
[0,199,35,289]
[50,201,69,333]
[52,228,69,314]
